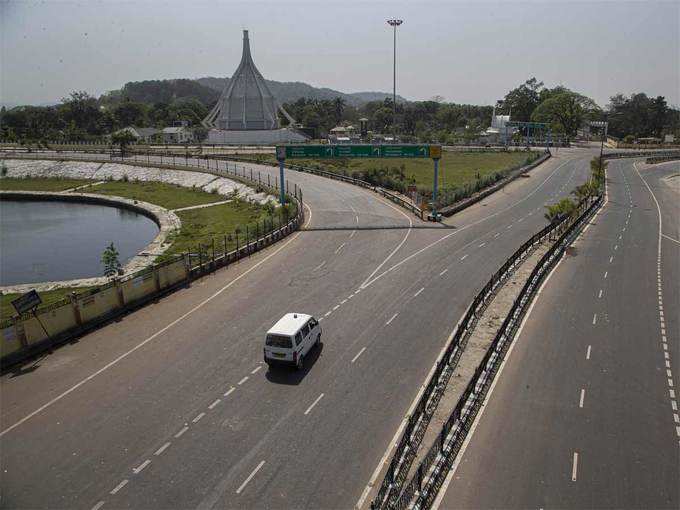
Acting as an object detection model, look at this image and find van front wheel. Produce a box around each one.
[295,354,304,371]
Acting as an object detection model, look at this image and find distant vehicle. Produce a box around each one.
[264,313,321,370]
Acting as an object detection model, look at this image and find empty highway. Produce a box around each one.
[1,149,597,509]
[436,158,679,509]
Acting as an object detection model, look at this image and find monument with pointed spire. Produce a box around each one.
[203,30,307,143]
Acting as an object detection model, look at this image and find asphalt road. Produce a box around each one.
[436,158,679,509]
[0,148,595,509]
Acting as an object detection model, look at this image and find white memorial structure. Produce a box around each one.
[203,30,308,144]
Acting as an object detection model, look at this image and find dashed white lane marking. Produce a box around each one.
[154,442,171,456]
[604,271,608,279]
[609,256,613,263]
[224,387,235,397]
[304,393,325,415]
[333,304,340,311]
[174,426,189,438]
[439,268,448,276]
[236,460,265,494]
[614,244,618,251]
[251,366,262,375]
[351,347,367,363]
[518,218,524,223]
[91,501,105,510]
[208,399,221,410]
[349,230,356,238]
[414,287,425,297]
[571,452,579,481]
[579,389,585,408]
[494,233,500,238]
[478,242,486,248]
[598,289,603,299]
[507,224,513,229]
[237,376,249,385]
[110,479,129,495]
[386,313,399,326]
[592,313,598,325]
[347,294,354,300]
[586,345,591,360]
[192,412,205,423]
[313,260,326,271]
[133,459,151,474]
[335,242,346,254]
[324,311,332,317]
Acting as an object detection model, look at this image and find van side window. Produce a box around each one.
[309,318,318,328]
[295,332,303,346]
[301,324,310,338]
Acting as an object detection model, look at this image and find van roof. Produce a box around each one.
[267,313,312,336]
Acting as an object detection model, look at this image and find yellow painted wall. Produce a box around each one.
[78,287,120,323]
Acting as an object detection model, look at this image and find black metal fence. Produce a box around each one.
[370,193,603,510]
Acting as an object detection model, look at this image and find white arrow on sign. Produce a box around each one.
[419,147,426,155]
[373,147,381,156]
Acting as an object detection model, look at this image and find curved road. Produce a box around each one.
[1,149,595,509]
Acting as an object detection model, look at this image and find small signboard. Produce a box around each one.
[11,290,42,315]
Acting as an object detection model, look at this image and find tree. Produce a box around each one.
[113,101,148,127]
[531,91,599,137]
[111,130,137,154]
[102,242,122,277]
[498,78,544,122]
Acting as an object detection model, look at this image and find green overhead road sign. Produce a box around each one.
[277,144,441,160]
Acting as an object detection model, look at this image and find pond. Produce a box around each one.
[0,200,160,285]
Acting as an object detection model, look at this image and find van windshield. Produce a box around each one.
[266,334,293,348]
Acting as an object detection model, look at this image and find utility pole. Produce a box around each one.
[387,19,403,140]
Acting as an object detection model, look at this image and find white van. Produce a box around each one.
[264,313,321,370]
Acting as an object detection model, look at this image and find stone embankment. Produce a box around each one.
[2,159,276,205]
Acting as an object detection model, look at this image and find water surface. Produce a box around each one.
[1,200,159,285]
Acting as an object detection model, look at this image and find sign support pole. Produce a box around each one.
[278,158,286,205]
[430,157,440,221]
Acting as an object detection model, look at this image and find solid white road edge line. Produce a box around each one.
[571,452,579,481]
[431,240,569,510]
[359,156,579,510]
[0,203,314,438]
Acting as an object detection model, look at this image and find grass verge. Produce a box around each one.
[91,180,225,210]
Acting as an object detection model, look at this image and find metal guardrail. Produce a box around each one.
[370,193,603,510]
[604,149,680,160]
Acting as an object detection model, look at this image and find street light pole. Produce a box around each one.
[599,113,608,170]
[387,19,403,139]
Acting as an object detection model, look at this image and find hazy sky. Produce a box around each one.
[1,0,678,107]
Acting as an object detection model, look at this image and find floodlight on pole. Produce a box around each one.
[387,19,403,139]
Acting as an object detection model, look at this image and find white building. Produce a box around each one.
[483,108,516,144]
[162,126,193,144]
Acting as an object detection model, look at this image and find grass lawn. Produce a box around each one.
[91,181,225,210]
[0,177,93,192]
[1,287,93,321]
[233,151,533,191]
[166,200,277,256]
